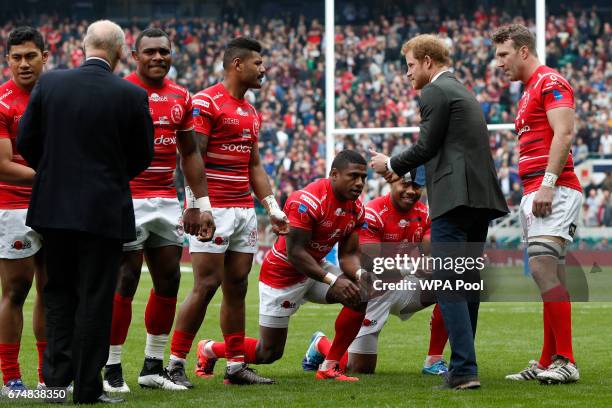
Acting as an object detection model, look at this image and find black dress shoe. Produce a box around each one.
[96,393,125,404]
[437,374,481,390]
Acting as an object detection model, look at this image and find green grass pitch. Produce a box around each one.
[5,265,612,407]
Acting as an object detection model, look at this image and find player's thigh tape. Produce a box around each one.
[527,238,564,261]
[259,314,290,329]
[347,332,380,355]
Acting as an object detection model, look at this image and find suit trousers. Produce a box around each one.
[40,229,122,403]
[431,206,489,378]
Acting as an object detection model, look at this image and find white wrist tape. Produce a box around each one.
[356,268,365,281]
[185,186,212,212]
[195,196,212,212]
[263,194,284,218]
[185,186,196,208]
[323,272,338,286]
[541,172,558,188]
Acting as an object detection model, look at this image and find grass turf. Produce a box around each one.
[5,265,612,407]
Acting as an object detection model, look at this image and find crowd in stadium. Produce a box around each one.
[0,6,609,226]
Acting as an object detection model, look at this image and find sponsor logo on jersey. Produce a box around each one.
[384,233,399,240]
[300,195,318,210]
[171,104,184,124]
[220,143,252,153]
[192,108,200,116]
[329,229,341,239]
[553,89,563,100]
[0,88,13,102]
[517,125,531,137]
[335,208,346,216]
[281,300,297,309]
[155,116,170,125]
[223,117,240,125]
[399,219,408,228]
[236,107,248,117]
[320,220,333,227]
[361,221,368,229]
[309,242,331,252]
[154,135,176,145]
[253,117,260,137]
[298,203,308,214]
[212,92,223,100]
[242,128,251,139]
[11,239,32,250]
[149,93,168,102]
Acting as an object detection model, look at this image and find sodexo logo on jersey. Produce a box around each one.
[150,93,168,102]
[154,134,176,146]
[220,143,252,153]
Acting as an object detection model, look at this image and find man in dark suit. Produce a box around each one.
[370,34,508,389]
[17,20,154,404]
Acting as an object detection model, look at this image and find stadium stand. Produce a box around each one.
[0,5,609,231]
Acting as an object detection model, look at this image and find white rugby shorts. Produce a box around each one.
[258,261,340,328]
[519,186,582,242]
[348,275,425,355]
[123,197,184,251]
[0,209,43,259]
[189,207,258,254]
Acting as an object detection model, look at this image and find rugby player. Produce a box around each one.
[194,150,369,382]
[493,24,581,384]
[102,28,215,393]
[0,27,48,394]
[302,169,449,375]
[166,37,289,386]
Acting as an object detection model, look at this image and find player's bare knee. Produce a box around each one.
[116,268,140,296]
[3,280,32,306]
[257,345,284,363]
[194,275,222,301]
[223,277,248,297]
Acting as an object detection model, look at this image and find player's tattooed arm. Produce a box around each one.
[286,227,328,281]
[249,143,289,235]
[338,231,362,282]
[0,139,36,185]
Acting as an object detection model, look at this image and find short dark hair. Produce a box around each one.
[223,37,262,70]
[134,28,170,51]
[331,150,367,171]
[492,24,537,55]
[7,26,45,53]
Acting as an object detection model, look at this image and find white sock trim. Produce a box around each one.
[320,359,338,371]
[106,345,122,366]
[145,333,168,360]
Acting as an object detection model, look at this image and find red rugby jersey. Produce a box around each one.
[192,82,260,208]
[260,178,365,288]
[125,73,193,199]
[0,79,31,209]
[360,194,430,248]
[515,65,581,194]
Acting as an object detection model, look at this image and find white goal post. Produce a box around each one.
[324,0,547,172]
